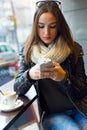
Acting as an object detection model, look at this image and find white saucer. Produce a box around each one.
[0,99,24,112]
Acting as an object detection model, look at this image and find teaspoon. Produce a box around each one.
[0,90,4,95]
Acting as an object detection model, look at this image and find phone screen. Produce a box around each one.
[40,61,54,72]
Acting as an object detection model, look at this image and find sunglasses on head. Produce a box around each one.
[36,0,61,9]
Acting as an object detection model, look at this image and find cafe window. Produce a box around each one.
[0,0,35,86]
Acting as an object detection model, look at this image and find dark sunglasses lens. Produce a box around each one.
[36,2,46,8]
[36,1,61,8]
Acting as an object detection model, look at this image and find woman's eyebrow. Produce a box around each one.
[38,22,44,24]
[38,22,57,24]
[50,22,57,24]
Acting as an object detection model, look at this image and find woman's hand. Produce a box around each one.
[39,62,66,81]
[50,62,66,81]
[29,62,66,81]
[29,64,44,80]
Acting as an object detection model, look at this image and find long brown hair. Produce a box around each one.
[24,1,75,64]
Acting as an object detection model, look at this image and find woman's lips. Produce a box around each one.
[43,37,51,40]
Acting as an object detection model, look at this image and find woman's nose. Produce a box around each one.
[44,27,50,35]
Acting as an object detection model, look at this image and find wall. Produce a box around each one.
[60,0,87,74]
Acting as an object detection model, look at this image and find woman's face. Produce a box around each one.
[37,12,57,45]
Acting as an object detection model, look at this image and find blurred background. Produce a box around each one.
[0,0,36,85]
[0,0,87,86]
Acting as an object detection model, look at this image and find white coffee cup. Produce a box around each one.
[2,91,17,108]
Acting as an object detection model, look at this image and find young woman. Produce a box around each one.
[14,1,87,130]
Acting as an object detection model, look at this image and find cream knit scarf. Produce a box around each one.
[30,38,71,64]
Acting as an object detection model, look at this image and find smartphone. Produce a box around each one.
[40,61,54,72]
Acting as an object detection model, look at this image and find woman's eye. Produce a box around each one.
[50,24,57,28]
[38,25,44,28]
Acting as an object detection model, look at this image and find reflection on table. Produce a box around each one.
[0,61,19,86]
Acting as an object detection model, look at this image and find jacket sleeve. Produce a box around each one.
[64,44,87,99]
[14,50,36,96]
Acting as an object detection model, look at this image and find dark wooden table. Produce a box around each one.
[0,80,37,130]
